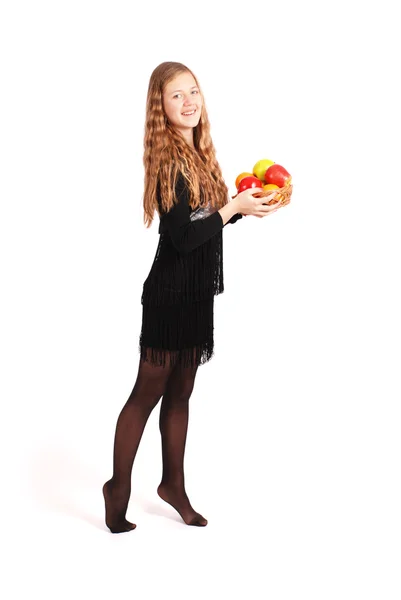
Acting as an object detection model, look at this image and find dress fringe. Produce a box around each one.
[139,342,215,369]
[138,297,215,368]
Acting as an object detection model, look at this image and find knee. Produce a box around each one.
[127,383,164,413]
[139,393,163,417]
[180,382,195,402]
[167,381,195,405]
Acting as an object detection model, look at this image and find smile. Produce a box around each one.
[182,108,197,116]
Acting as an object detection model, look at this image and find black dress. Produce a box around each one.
[139,172,242,369]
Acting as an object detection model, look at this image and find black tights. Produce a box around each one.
[102,349,208,533]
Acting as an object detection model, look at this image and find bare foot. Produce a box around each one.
[157,482,208,526]
[102,480,136,533]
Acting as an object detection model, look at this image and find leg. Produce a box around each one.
[103,348,178,533]
[157,351,207,526]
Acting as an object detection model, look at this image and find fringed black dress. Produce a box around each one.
[139,172,243,369]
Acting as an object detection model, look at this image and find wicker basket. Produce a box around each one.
[232,181,293,208]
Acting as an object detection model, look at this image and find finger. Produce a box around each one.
[268,198,283,208]
[267,197,282,207]
[262,204,279,212]
[261,208,278,217]
[261,198,282,209]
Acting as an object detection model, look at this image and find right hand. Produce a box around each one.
[235,188,283,218]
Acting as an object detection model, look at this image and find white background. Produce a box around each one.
[1,0,400,598]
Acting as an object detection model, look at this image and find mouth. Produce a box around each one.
[181,108,197,117]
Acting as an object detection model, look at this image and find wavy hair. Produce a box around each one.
[142,61,230,228]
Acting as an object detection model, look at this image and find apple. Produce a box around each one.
[264,164,291,188]
[237,176,263,193]
[235,172,254,189]
[253,158,275,183]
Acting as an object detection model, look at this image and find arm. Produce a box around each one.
[160,173,240,253]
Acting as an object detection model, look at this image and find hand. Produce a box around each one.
[236,187,283,218]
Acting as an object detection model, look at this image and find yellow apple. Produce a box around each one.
[253,158,275,183]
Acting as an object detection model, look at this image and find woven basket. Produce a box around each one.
[232,181,293,208]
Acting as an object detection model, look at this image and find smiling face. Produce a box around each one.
[162,71,202,147]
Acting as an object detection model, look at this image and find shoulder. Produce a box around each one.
[157,170,187,197]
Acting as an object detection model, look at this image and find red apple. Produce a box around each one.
[264,164,291,188]
[237,175,263,193]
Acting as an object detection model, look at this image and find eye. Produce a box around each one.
[173,90,199,99]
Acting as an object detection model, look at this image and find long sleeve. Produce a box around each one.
[159,173,224,254]
[224,212,243,226]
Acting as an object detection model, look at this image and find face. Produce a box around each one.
[163,72,202,143]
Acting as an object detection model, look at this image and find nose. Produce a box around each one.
[183,94,195,106]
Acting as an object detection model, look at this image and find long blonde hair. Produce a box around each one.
[142,61,230,228]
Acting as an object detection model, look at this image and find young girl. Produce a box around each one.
[102,61,282,533]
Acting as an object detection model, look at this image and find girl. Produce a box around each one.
[102,61,282,533]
